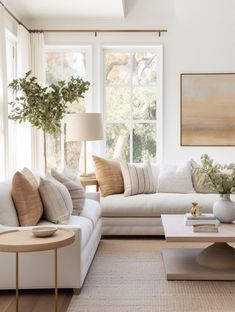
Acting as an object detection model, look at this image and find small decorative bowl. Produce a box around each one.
[32,227,57,238]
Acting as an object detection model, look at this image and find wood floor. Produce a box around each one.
[0,289,73,312]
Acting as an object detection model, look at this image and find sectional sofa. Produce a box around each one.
[0,162,230,292]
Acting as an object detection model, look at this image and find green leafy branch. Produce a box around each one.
[8,71,90,134]
[194,154,235,195]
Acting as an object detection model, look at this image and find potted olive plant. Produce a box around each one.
[8,71,90,172]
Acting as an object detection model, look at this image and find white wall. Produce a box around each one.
[41,0,235,164]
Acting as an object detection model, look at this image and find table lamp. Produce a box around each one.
[65,113,104,177]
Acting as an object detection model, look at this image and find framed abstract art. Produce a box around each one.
[181,73,235,146]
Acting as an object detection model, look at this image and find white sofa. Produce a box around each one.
[0,180,102,293]
[100,163,231,236]
[101,192,223,235]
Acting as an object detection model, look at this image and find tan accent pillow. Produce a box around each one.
[92,155,124,197]
[51,169,85,215]
[39,176,73,224]
[11,171,43,226]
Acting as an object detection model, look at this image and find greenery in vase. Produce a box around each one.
[194,154,235,196]
[8,71,90,172]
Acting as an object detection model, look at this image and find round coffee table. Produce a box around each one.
[0,228,75,312]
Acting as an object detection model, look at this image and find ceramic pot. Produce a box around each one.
[213,194,235,223]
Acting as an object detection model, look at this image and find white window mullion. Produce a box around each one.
[129,51,134,163]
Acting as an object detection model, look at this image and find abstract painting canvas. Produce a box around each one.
[181,73,235,146]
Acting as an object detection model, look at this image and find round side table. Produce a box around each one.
[0,228,75,312]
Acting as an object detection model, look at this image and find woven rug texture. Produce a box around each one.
[67,239,235,312]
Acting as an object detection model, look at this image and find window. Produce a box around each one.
[104,46,162,163]
[44,44,162,172]
[45,47,92,171]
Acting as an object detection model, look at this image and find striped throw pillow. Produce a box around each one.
[120,161,156,196]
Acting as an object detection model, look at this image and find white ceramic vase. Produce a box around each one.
[213,194,235,223]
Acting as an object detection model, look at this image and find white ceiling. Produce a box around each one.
[2,0,126,21]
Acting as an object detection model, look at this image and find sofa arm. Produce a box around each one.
[85,192,100,202]
[0,224,19,234]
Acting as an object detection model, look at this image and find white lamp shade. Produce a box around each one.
[65,113,104,142]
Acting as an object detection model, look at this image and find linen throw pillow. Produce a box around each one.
[11,170,43,226]
[51,169,85,215]
[158,161,195,193]
[92,155,124,197]
[22,167,39,188]
[39,176,73,224]
[191,159,215,193]
[120,160,156,196]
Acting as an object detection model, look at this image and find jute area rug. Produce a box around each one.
[68,239,235,312]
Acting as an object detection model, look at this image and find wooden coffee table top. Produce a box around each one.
[0,229,75,253]
[161,215,235,243]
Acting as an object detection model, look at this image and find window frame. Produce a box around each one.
[44,45,93,171]
[101,44,163,163]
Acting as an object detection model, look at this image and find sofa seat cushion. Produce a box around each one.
[80,199,101,226]
[38,216,93,249]
[101,193,223,217]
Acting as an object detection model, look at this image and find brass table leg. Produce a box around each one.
[55,248,58,312]
[16,252,19,312]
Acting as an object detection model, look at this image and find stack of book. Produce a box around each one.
[193,224,219,233]
[184,213,220,232]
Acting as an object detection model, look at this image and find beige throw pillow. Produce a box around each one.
[51,169,85,215]
[120,160,156,197]
[92,155,124,197]
[39,176,73,224]
[11,170,43,226]
[158,161,195,193]
[21,167,39,188]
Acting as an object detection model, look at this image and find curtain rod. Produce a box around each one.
[30,29,167,37]
[0,1,29,32]
[1,2,167,37]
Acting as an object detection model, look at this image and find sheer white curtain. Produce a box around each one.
[0,5,9,180]
[30,32,45,172]
[8,25,31,175]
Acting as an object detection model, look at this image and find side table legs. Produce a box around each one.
[55,248,58,312]
[15,250,59,312]
[16,252,19,312]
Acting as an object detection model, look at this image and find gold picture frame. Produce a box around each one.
[181,73,235,146]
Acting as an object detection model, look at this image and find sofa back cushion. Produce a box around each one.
[150,163,160,190]
[0,180,19,226]
[11,171,43,226]
[158,161,195,193]
[39,176,73,224]
[93,155,124,197]
[120,160,156,196]
[51,169,85,215]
